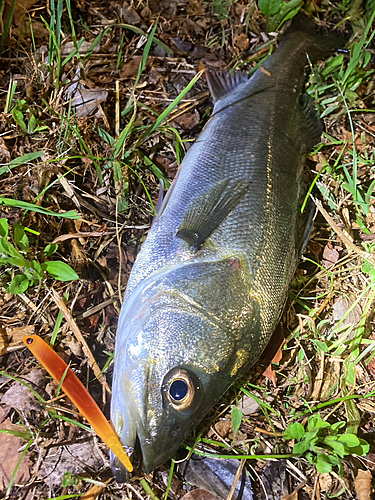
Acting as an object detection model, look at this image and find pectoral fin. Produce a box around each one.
[177,179,248,250]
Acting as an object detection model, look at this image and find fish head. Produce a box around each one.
[110,256,262,478]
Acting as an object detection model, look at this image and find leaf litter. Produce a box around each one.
[0,0,375,499]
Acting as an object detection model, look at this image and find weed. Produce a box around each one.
[231,405,243,442]
[0,0,15,54]
[213,0,231,20]
[0,218,78,294]
[258,0,303,33]
[283,414,369,475]
[11,100,49,135]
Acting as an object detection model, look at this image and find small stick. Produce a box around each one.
[226,458,246,500]
[52,289,111,394]
[314,198,375,265]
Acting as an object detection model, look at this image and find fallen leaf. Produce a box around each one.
[281,492,298,500]
[332,295,362,328]
[64,75,108,118]
[214,420,233,439]
[368,357,375,378]
[261,460,289,500]
[120,56,142,79]
[62,40,100,57]
[81,478,112,500]
[238,394,259,416]
[121,4,141,24]
[322,242,340,267]
[0,138,10,162]
[0,410,31,490]
[319,473,332,492]
[187,0,206,15]
[0,324,34,355]
[262,364,277,386]
[320,360,341,401]
[38,438,104,487]
[149,0,177,18]
[5,0,39,25]
[255,324,285,386]
[234,33,250,51]
[181,489,220,500]
[1,367,46,412]
[173,110,200,130]
[354,469,372,500]
[179,457,253,499]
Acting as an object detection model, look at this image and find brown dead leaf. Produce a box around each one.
[0,324,34,355]
[5,0,39,25]
[81,478,112,500]
[354,469,372,500]
[173,110,200,130]
[368,357,375,378]
[234,33,250,51]
[121,4,141,24]
[0,138,10,162]
[319,473,333,492]
[14,19,49,41]
[281,492,298,500]
[0,410,31,490]
[262,365,277,386]
[214,420,233,439]
[333,295,362,327]
[150,0,177,18]
[181,489,220,500]
[322,242,340,267]
[261,460,289,500]
[320,360,341,401]
[187,0,206,15]
[120,56,142,79]
[256,324,285,386]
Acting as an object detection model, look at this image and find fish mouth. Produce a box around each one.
[111,431,177,480]
[111,436,143,482]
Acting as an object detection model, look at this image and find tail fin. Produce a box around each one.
[281,12,348,64]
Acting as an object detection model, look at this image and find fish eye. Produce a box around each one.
[170,379,188,401]
[165,369,195,410]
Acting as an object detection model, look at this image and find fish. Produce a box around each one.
[110,15,345,480]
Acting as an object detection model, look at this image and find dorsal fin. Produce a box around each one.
[206,69,248,103]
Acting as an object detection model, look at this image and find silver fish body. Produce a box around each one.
[110,17,344,478]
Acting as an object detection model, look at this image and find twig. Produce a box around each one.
[226,458,246,500]
[52,289,111,394]
[313,197,375,265]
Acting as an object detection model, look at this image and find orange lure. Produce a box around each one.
[22,334,133,473]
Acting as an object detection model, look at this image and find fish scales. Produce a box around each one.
[111,16,345,479]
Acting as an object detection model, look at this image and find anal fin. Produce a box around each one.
[177,179,248,251]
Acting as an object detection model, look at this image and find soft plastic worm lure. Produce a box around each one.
[22,334,133,473]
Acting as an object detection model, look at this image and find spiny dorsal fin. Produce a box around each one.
[206,69,248,103]
[177,179,248,251]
